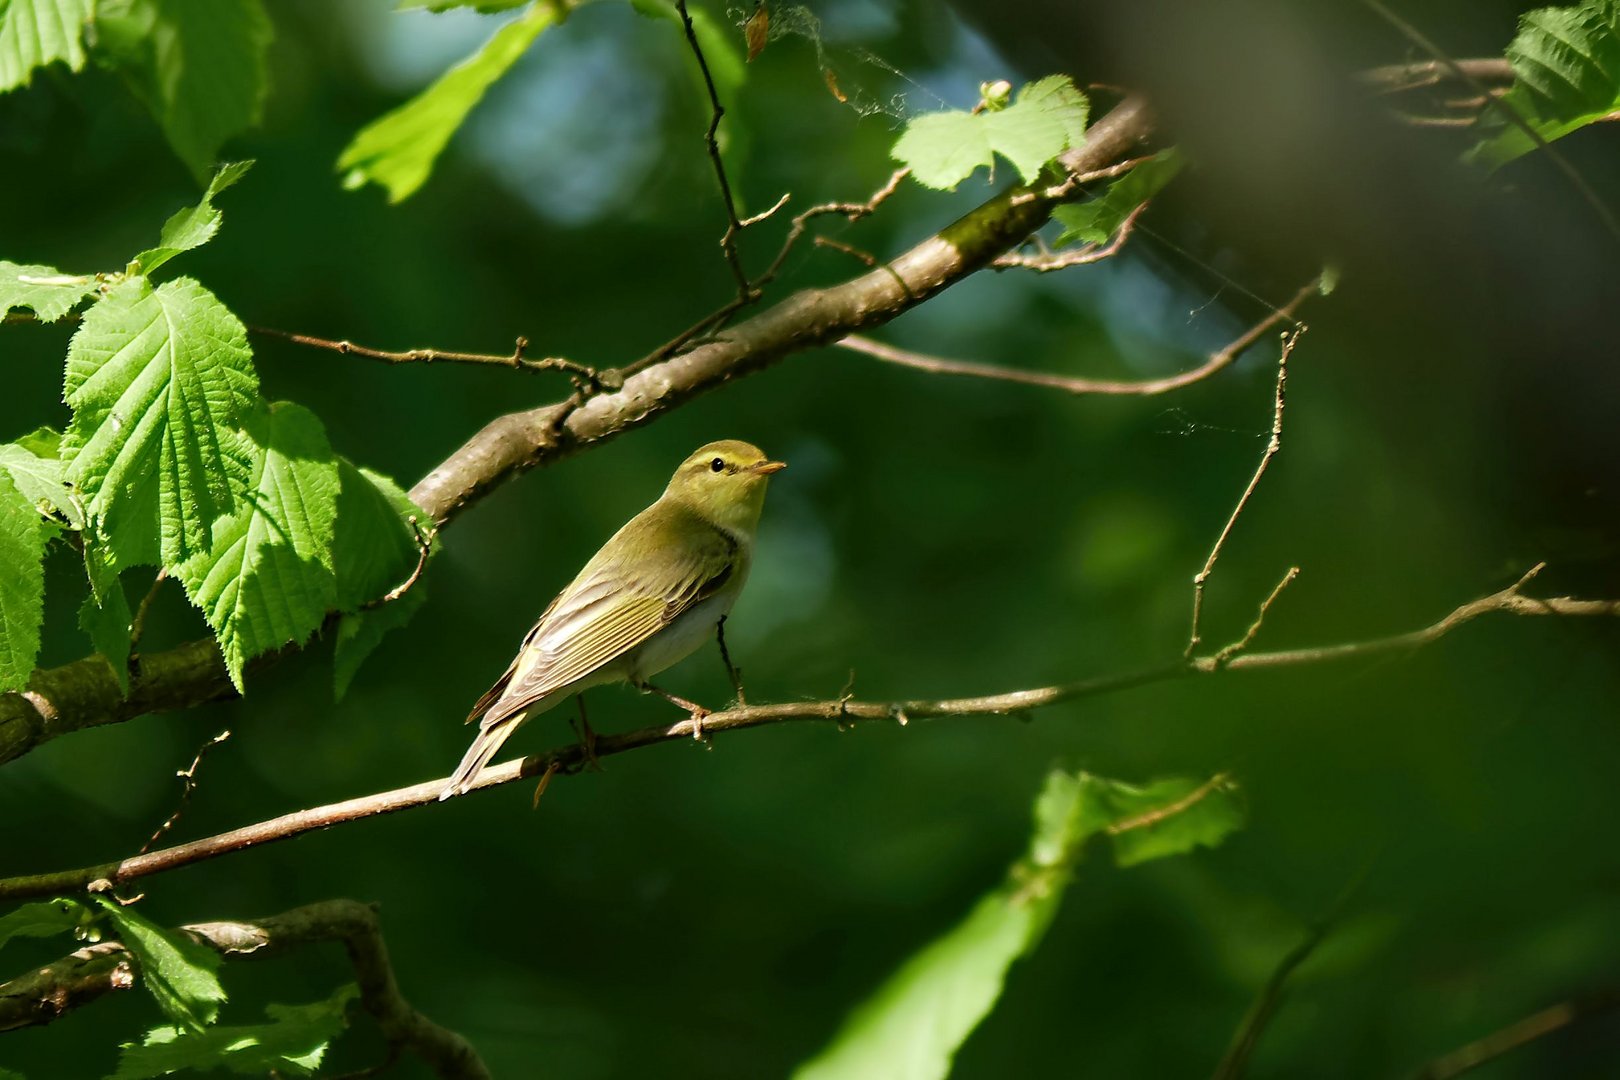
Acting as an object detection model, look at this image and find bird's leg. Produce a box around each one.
[568,694,601,772]
[716,615,746,706]
[638,681,711,741]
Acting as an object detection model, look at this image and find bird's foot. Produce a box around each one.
[640,682,713,743]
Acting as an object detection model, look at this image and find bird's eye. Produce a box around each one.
[710,457,726,473]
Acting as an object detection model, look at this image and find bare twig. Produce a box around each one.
[127,568,168,661]
[0,899,489,1079]
[1107,772,1233,834]
[1,567,1611,902]
[1359,58,1514,95]
[361,516,436,611]
[248,326,616,390]
[674,0,756,300]
[840,276,1318,399]
[992,200,1146,272]
[138,728,232,855]
[1187,327,1301,658]
[716,615,745,706]
[1415,988,1620,1079]
[1361,0,1620,245]
[1214,567,1301,665]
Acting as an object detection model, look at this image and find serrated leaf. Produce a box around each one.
[0,260,96,322]
[338,3,558,203]
[61,276,259,568]
[112,983,357,1079]
[173,401,341,691]
[132,161,254,276]
[0,898,89,952]
[893,74,1089,190]
[89,895,225,1031]
[793,769,1240,1080]
[0,433,77,526]
[0,469,49,693]
[0,0,92,91]
[1469,0,1620,168]
[1052,148,1182,247]
[94,0,271,180]
[80,544,132,691]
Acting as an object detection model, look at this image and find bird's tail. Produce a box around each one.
[438,717,520,800]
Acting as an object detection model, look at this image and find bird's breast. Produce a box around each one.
[627,574,744,682]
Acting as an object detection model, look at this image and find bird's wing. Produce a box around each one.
[467,512,738,729]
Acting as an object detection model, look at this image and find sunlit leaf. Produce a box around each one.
[893,75,1089,190]
[0,469,49,693]
[0,0,91,91]
[0,898,89,952]
[1469,0,1620,167]
[173,402,341,691]
[330,462,431,700]
[112,983,357,1079]
[0,261,95,322]
[62,276,258,568]
[90,895,226,1031]
[794,769,1242,1080]
[338,3,559,203]
[132,161,254,276]
[0,430,77,526]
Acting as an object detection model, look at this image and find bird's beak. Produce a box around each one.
[751,460,787,476]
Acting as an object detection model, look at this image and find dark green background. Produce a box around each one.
[3,0,1618,1076]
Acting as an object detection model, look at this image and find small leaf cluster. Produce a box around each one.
[0,898,355,1077]
[0,165,429,697]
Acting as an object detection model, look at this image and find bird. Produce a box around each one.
[438,439,786,799]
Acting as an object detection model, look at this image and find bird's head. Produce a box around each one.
[664,440,786,536]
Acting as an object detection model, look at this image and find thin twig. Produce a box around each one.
[1187,327,1302,658]
[1214,567,1301,665]
[840,276,1319,399]
[1212,858,1374,1080]
[127,568,168,661]
[1358,58,1514,95]
[138,728,231,855]
[361,516,436,611]
[674,0,755,301]
[1361,0,1620,245]
[249,326,616,390]
[1,567,1612,902]
[1107,772,1233,834]
[1415,988,1620,1079]
[992,201,1147,272]
[716,615,745,706]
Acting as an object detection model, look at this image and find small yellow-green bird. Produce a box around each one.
[439,440,786,799]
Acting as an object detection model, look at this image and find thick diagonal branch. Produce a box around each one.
[0,97,1155,769]
[0,899,488,1080]
[1,569,1611,903]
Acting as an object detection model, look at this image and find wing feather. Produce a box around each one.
[471,507,739,730]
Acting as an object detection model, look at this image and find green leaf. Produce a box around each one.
[1052,148,1183,247]
[0,431,78,526]
[0,1065,25,1079]
[399,0,527,10]
[61,276,259,568]
[132,161,254,276]
[793,769,1241,1080]
[89,895,225,1031]
[0,260,96,322]
[338,2,559,203]
[79,543,132,691]
[330,462,431,699]
[893,75,1089,190]
[112,983,357,1079]
[0,469,49,693]
[173,401,341,691]
[1084,773,1245,867]
[94,0,271,180]
[0,0,92,91]
[0,898,90,952]
[1469,0,1620,168]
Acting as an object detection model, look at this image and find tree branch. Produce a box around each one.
[836,275,1318,397]
[1414,987,1620,1079]
[1,566,1611,903]
[0,98,1155,769]
[0,899,489,1079]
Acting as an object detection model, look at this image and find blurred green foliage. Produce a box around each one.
[1,0,1618,1077]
